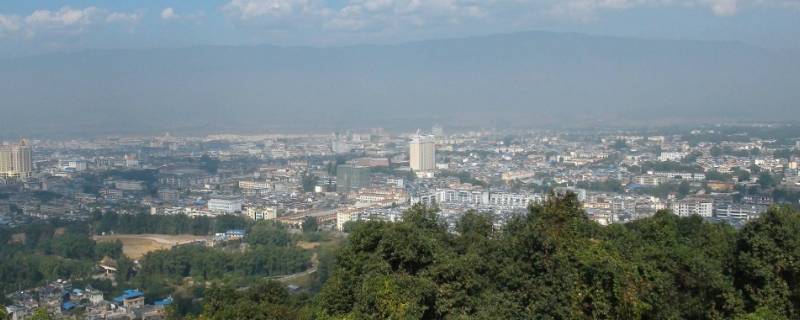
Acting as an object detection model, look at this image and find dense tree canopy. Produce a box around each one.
[309,194,800,319]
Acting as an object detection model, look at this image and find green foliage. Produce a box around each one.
[7,193,800,320]
[575,179,624,193]
[29,308,53,320]
[682,151,703,163]
[438,170,487,187]
[197,280,308,320]
[734,206,800,318]
[302,217,319,233]
[135,243,308,285]
[773,149,797,160]
[302,173,319,192]
[50,233,96,259]
[732,167,752,181]
[30,191,64,203]
[758,173,778,189]
[199,154,220,174]
[711,145,723,157]
[94,240,123,260]
[706,170,734,181]
[247,221,291,247]
[92,211,244,235]
[311,194,800,320]
[612,139,628,151]
[0,221,96,295]
[632,181,692,198]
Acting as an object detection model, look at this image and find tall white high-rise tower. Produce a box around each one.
[409,134,436,173]
[0,139,33,178]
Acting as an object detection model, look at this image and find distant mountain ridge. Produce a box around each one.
[1,31,798,137]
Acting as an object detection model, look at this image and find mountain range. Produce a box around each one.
[1,31,798,137]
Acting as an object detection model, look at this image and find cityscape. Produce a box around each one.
[2,122,800,318]
[2,1,800,319]
[4,124,799,230]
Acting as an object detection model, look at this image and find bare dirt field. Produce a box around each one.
[93,234,210,260]
[296,241,320,250]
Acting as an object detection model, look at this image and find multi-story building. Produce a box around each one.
[336,164,371,192]
[158,189,180,202]
[208,196,243,214]
[634,175,668,186]
[115,180,145,191]
[246,206,277,221]
[715,203,766,221]
[0,139,33,178]
[553,187,588,202]
[409,134,436,174]
[671,197,713,217]
[658,152,688,162]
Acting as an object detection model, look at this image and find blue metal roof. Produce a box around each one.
[114,289,144,303]
[154,296,173,306]
[62,301,77,310]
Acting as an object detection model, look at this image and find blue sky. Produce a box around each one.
[0,0,798,57]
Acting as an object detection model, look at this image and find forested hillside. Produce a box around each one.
[195,194,800,319]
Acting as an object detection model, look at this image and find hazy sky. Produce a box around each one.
[0,0,799,57]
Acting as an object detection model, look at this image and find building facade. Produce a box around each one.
[208,196,243,214]
[0,139,33,178]
[336,164,371,192]
[409,134,436,173]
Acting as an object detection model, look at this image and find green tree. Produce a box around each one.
[735,206,800,318]
[302,217,319,233]
[29,308,53,320]
[711,145,723,157]
[758,173,778,188]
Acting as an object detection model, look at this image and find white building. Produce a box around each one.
[67,160,88,171]
[634,175,668,186]
[671,197,713,217]
[124,154,139,168]
[208,196,243,214]
[658,152,688,162]
[336,209,358,231]
[0,139,33,178]
[553,187,588,202]
[715,203,766,221]
[115,180,145,191]
[409,134,436,174]
[246,206,277,220]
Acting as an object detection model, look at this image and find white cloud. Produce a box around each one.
[707,0,738,15]
[161,7,178,20]
[322,0,488,31]
[215,0,800,34]
[0,6,143,37]
[223,0,321,20]
[24,6,101,29]
[161,7,205,21]
[0,14,21,36]
[107,11,143,24]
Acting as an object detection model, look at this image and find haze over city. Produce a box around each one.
[1,1,800,136]
[2,1,800,320]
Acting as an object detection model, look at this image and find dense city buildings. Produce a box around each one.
[2,123,800,318]
[1,123,797,232]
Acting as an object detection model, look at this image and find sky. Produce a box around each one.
[0,0,799,58]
